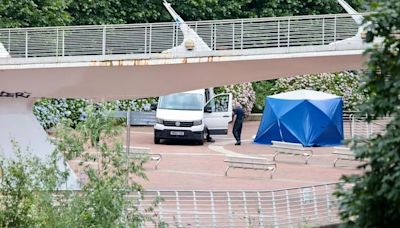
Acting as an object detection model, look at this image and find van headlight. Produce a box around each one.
[156,118,164,124]
[193,120,202,126]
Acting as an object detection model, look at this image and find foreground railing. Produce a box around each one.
[0,14,360,60]
[132,183,341,227]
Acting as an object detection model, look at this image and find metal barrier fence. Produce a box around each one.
[134,183,341,227]
[0,14,360,59]
[344,112,391,139]
[114,111,156,126]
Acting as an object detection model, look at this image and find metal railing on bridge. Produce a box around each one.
[133,183,341,227]
[0,14,360,60]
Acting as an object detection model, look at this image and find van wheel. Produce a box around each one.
[198,131,204,145]
[154,136,161,144]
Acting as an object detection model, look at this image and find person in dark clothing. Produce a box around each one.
[232,102,244,145]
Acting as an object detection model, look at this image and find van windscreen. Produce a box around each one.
[158,93,203,111]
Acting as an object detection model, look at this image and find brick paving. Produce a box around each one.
[118,121,361,191]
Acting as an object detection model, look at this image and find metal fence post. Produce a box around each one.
[25,31,28,58]
[192,191,200,227]
[56,28,59,57]
[62,29,65,56]
[125,110,131,187]
[277,20,280,48]
[176,23,180,48]
[210,191,217,227]
[325,185,332,222]
[240,19,244,50]
[175,191,182,226]
[214,24,217,50]
[272,191,278,227]
[157,191,163,221]
[300,189,305,222]
[242,192,249,227]
[227,192,234,228]
[172,23,176,47]
[349,114,353,139]
[351,114,355,138]
[285,190,292,226]
[322,18,325,45]
[137,191,142,208]
[126,110,131,149]
[102,25,106,56]
[257,192,265,227]
[287,18,291,50]
[149,24,152,54]
[312,186,319,219]
[232,22,235,50]
[334,15,337,50]
[8,29,11,54]
[210,24,214,50]
[144,26,148,54]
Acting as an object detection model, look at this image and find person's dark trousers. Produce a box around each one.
[233,118,243,144]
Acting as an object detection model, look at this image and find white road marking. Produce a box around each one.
[208,139,258,157]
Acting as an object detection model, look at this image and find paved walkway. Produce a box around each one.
[104,121,362,191]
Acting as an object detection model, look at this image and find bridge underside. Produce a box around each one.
[1,50,365,100]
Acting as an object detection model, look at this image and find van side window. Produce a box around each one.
[205,94,229,112]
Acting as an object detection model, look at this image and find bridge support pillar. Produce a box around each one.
[0,98,80,190]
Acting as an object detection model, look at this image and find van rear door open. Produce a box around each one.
[204,93,233,135]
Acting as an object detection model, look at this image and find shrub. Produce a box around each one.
[1,106,163,227]
[272,72,367,111]
[34,98,157,129]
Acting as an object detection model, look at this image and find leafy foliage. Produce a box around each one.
[34,98,157,129]
[1,106,164,227]
[217,82,256,116]
[335,0,400,227]
[51,104,161,226]
[0,141,68,227]
[0,0,71,28]
[272,72,367,111]
[251,80,276,113]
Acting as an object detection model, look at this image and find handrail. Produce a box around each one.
[0,13,361,61]
[132,183,342,227]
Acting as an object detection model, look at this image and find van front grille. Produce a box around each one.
[163,121,194,127]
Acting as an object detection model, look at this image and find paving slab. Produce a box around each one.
[113,121,362,191]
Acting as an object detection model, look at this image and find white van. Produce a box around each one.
[153,88,232,144]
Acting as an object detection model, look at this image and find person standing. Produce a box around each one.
[232,102,244,145]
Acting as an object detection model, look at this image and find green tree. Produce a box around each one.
[67,0,365,25]
[252,80,276,113]
[0,0,71,28]
[336,0,400,226]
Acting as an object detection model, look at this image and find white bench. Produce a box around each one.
[224,156,277,179]
[332,147,356,167]
[124,146,162,170]
[271,141,313,164]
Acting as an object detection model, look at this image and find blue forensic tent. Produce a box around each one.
[254,90,343,146]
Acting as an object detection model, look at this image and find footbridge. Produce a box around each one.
[0,8,368,99]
